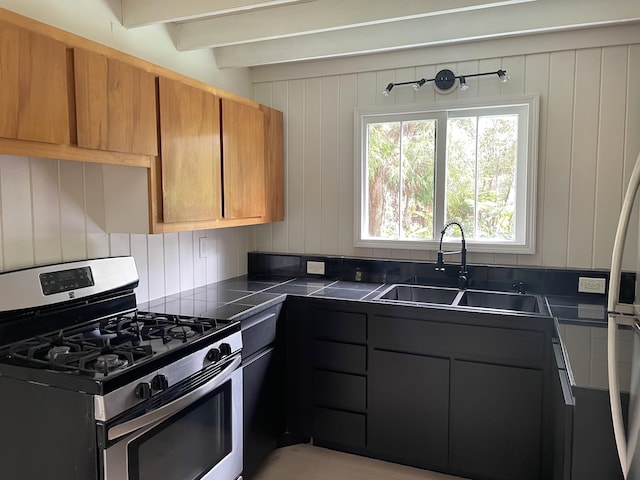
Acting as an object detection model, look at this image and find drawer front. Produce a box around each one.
[314,370,366,411]
[370,315,544,367]
[313,310,366,343]
[313,407,366,449]
[313,340,366,374]
[242,306,280,359]
[453,323,544,366]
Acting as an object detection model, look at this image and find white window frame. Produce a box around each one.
[354,94,539,254]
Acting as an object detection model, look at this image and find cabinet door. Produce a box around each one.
[450,360,543,480]
[260,105,284,222]
[221,98,266,219]
[369,349,449,471]
[0,20,69,144]
[243,347,283,480]
[158,77,222,223]
[74,48,157,156]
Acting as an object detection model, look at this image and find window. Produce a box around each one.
[355,95,539,254]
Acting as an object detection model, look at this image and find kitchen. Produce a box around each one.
[0,0,639,479]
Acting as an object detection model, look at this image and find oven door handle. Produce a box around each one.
[107,355,241,441]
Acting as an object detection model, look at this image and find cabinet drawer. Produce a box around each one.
[241,306,280,359]
[313,310,366,343]
[313,407,366,449]
[313,340,366,374]
[456,324,545,366]
[313,370,366,411]
[370,315,544,367]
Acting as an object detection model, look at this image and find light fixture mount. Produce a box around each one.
[381,68,509,96]
[434,69,456,91]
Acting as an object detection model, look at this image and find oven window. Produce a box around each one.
[128,382,232,480]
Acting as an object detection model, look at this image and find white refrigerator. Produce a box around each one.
[608,150,640,480]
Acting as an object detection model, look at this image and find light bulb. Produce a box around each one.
[459,77,469,91]
[412,79,427,91]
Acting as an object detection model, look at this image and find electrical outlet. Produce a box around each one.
[578,277,606,294]
[306,261,325,275]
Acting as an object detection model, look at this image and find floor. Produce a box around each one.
[251,444,468,480]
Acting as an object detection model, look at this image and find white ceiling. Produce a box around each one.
[120,0,640,69]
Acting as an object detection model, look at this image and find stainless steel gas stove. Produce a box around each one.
[0,257,243,480]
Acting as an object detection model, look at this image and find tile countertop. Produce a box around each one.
[138,275,628,391]
[137,276,386,323]
[547,295,633,392]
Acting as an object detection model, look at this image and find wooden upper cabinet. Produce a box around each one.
[261,105,284,222]
[74,48,158,156]
[221,98,266,219]
[0,19,70,144]
[158,76,222,224]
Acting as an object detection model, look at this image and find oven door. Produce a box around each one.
[102,356,242,480]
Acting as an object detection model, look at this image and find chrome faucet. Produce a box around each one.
[435,220,469,289]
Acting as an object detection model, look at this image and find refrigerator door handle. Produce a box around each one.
[609,151,640,479]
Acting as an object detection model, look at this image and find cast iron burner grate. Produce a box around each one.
[5,331,153,375]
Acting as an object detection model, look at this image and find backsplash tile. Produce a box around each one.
[248,251,635,302]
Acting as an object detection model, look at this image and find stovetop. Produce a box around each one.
[0,311,240,395]
[2,311,230,373]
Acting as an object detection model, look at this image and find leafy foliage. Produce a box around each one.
[367,120,435,239]
[366,113,518,241]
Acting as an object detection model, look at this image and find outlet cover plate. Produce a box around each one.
[578,277,606,294]
[307,261,325,275]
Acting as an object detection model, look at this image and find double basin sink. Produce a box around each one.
[374,284,548,315]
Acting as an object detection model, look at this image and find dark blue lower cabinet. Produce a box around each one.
[449,360,543,480]
[312,406,366,449]
[287,298,567,480]
[243,347,282,479]
[368,349,449,471]
[571,387,624,480]
[310,307,368,452]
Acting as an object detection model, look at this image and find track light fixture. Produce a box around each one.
[381,68,509,95]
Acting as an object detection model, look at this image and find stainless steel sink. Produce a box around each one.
[374,284,548,315]
[376,284,460,305]
[456,289,542,313]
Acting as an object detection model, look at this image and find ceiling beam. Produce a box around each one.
[121,0,311,28]
[174,0,532,50]
[212,0,640,67]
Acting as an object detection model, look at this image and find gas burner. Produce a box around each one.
[169,325,196,342]
[46,345,71,360]
[4,334,154,376]
[94,353,128,372]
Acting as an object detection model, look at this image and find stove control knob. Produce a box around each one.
[219,343,232,357]
[206,348,221,362]
[135,382,152,400]
[151,374,169,392]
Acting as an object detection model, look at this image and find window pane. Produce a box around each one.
[477,115,517,240]
[401,120,436,239]
[446,117,477,237]
[367,122,400,238]
[366,120,435,240]
[446,115,518,241]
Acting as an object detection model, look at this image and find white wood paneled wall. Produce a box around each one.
[253,33,640,270]
[0,156,251,303]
